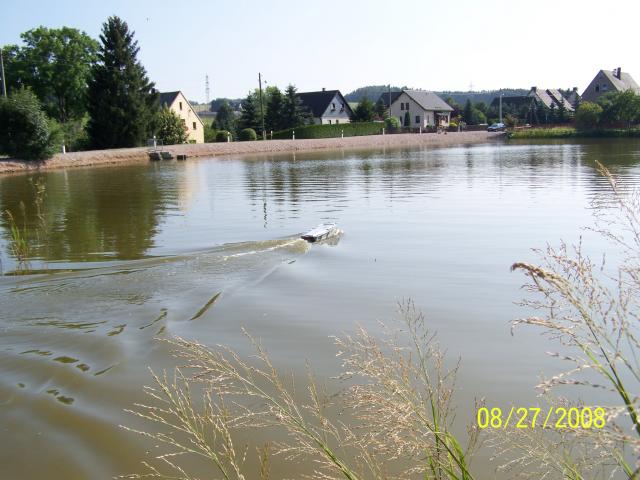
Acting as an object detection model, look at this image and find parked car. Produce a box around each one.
[487,123,506,132]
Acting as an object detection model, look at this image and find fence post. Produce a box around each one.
[382,127,385,135]
[227,133,230,143]
[293,130,295,140]
[270,130,273,140]
[341,129,344,139]
[62,144,66,154]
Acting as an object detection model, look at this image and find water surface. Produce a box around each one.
[1,139,639,478]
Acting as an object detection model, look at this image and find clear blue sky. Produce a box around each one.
[2,0,639,102]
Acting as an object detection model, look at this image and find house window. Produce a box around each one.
[415,115,420,124]
[595,85,600,92]
[331,103,336,111]
[401,103,405,111]
[405,102,409,110]
[192,122,197,130]
[602,84,608,91]
[336,119,339,124]
[328,120,332,124]
[179,102,183,110]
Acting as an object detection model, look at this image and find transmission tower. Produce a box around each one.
[205,74,210,104]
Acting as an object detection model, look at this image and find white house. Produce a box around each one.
[385,89,453,128]
[297,89,353,125]
[158,91,205,143]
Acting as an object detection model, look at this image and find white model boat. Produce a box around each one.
[301,223,337,243]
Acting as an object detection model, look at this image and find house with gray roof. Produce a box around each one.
[582,68,640,103]
[297,89,353,125]
[387,89,453,128]
[158,91,204,143]
[528,87,575,112]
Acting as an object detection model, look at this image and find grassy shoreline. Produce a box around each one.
[509,127,640,139]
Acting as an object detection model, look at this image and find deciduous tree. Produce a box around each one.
[0,88,61,160]
[574,101,602,130]
[155,107,188,144]
[1,28,98,123]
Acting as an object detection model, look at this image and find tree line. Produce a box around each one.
[0,16,191,160]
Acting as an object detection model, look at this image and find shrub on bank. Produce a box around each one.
[238,128,257,141]
[0,88,61,160]
[385,116,401,130]
[215,130,231,142]
[272,122,383,140]
[204,125,217,143]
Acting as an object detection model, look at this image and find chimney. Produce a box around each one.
[573,87,578,92]
[615,67,622,79]
[531,86,537,93]
[322,87,326,91]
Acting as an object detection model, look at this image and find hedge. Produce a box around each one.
[508,127,640,139]
[272,122,384,140]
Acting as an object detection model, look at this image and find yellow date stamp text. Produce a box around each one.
[476,407,606,429]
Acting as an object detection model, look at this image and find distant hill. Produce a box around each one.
[436,89,529,106]
[344,85,406,102]
[344,85,529,106]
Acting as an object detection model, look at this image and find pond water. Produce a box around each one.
[1,139,639,479]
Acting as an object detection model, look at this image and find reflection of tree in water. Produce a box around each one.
[0,166,175,262]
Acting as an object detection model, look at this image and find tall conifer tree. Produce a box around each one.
[281,84,311,129]
[87,16,158,149]
[265,87,284,132]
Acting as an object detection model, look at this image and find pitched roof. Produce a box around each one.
[158,91,204,127]
[600,69,640,93]
[402,90,454,112]
[297,90,353,118]
[159,91,180,107]
[378,91,402,108]
[529,88,574,112]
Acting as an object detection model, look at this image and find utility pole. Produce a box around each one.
[388,84,391,119]
[0,48,7,98]
[499,93,503,124]
[205,74,210,105]
[258,72,266,140]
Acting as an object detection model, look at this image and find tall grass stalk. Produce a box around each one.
[4,203,31,270]
[509,161,640,476]
[124,301,478,479]
[2,177,47,273]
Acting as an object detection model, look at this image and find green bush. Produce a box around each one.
[575,102,603,130]
[0,88,60,160]
[272,122,382,140]
[385,117,401,130]
[204,125,217,143]
[238,128,257,141]
[215,130,231,142]
[155,106,189,145]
